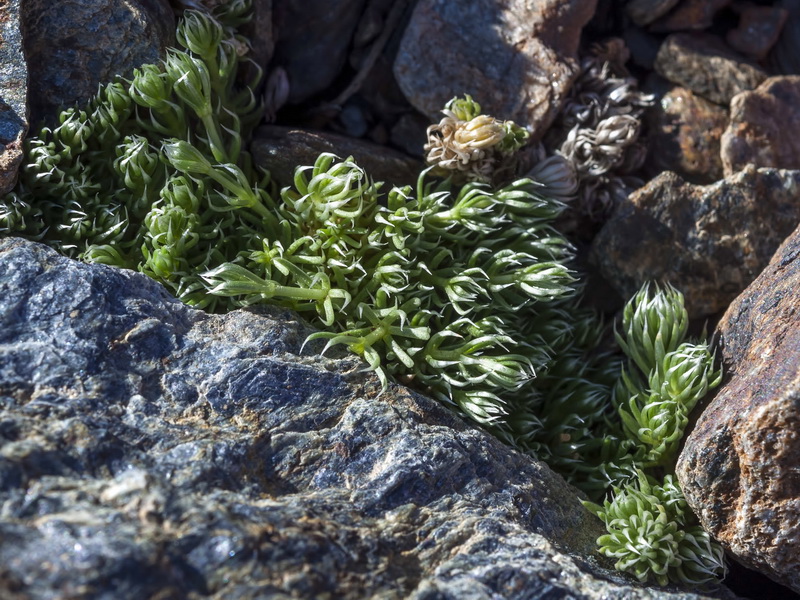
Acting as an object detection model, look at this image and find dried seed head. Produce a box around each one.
[425,96,529,183]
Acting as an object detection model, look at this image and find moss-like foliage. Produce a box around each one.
[0,3,727,588]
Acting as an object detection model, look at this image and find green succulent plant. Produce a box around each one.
[0,2,728,589]
[614,283,722,467]
[585,470,726,586]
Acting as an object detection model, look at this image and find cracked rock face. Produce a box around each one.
[0,237,728,599]
[654,32,767,105]
[677,224,800,594]
[0,0,27,197]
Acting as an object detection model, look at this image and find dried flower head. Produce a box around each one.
[425,95,530,184]
[546,38,654,219]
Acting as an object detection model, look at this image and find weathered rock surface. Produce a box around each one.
[20,0,175,124]
[251,125,423,189]
[0,237,730,599]
[393,0,597,141]
[273,0,367,104]
[654,33,767,106]
[646,86,727,184]
[726,4,788,61]
[0,0,27,197]
[591,166,800,319]
[677,224,800,594]
[721,76,800,176]
[651,0,732,31]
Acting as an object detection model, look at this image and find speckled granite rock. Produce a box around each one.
[251,125,422,189]
[590,166,800,319]
[677,224,800,594]
[0,0,26,197]
[654,33,767,106]
[721,76,800,176]
[393,0,597,141]
[0,237,730,599]
[20,0,175,124]
[646,86,727,184]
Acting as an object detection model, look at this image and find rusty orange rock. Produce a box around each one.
[677,224,800,594]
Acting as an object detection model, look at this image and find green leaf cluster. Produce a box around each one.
[585,470,726,586]
[578,283,726,586]
[205,153,577,424]
[614,283,722,467]
[0,5,265,308]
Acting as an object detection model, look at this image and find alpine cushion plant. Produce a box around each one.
[0,2,728,588]
[582,283,726,587]
[584,470,727,586]
[0,5,265,309]
[424,94,530,184]
[613,283,722,469]
[204,152,578,425]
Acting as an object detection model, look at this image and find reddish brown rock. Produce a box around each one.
[654,33,767,105]
[590,166,800,319]
[677,224,800,594]
[652,0,732,31]
[646,86,728,184]
[726,5,788,61]
[393,0,597,142]
[721,76,800,176]
[251,125,423,189]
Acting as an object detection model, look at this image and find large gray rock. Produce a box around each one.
[677,224,800,594]
[0,0,27,197]
[591,166,800,319]
[393,0,597,141]
[20,0,175,124]
[0,237,726,599]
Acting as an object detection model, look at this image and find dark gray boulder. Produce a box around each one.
[0,237,730,599]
